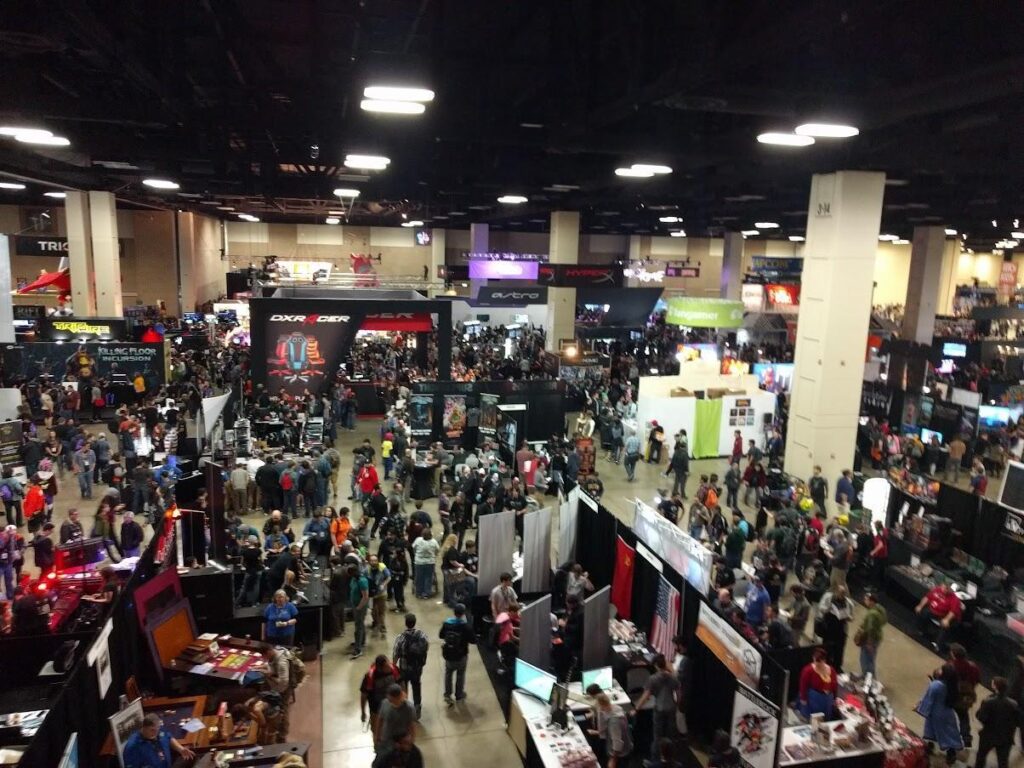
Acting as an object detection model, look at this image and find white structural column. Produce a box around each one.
[176,212,197,315]
[785,171,886,487]
[901,226,947,344]
[65,191,97,316]
[429,228,446,296]
[0,237,13,344]
[545,211,579,352]
[720,232,744,300]
[470,223,489,255]
[88,191,123,316]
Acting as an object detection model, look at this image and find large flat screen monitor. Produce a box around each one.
[999,460,1024,514]
[514,658,556,703]
[581,666,613,692]
[942,342,967,358]
[921,427,944,444]
[979,405,1012,428]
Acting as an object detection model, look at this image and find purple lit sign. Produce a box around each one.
[468,260,539,280]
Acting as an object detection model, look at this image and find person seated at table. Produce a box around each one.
[122,713,195,768]
[263,589,299,646]
[82,565,120,605]
[264,524,288,559]
[915,583,963,652]
[798,647,838,719]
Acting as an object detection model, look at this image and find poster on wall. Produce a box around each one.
[443,395,467,439]
[575,436,596,476]
[696,601,762,689]
[0,421,22,467]
[260,312,360,396]
[729,399,754,427]
[497,404,526,456]
[1,343,167,390]
[731,682,780,768]
[479,393,499,437]
[408,394,434,437]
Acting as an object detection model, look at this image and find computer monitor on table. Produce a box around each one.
[581,666,614,692]
[514,658,556,703]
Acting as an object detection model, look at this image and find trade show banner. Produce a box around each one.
[1,342,167,389]
[731,682,781,768]
[575,436,596,475]
[479,393,499,437]
[473,286,548,306]
[0,421,22,467]
[408,394,434,437]
[633,499,713,594]
[538,263,623,288]
[696,601,762,689]
[260,312,362,396]
[610,536,635,619]
[442,395,467,439]
[666,297,744,328]
[694,398,724,458]
[36,317,128,342]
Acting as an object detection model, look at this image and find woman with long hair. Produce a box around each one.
[917,663,964,766]
[92,498,122,560]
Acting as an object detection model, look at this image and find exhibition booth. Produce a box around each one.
[636,360,777,459]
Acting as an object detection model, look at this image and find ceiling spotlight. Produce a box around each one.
[0,126,52,139]
[328,210,345,215]
[755,222,779,229]
[1012,231,1024,239]
[894,239,910,245]
[362,86,434,102]
[794,123,860,138]
[878,234,899,241]
[142,178,180,190]
[344,154,390,170]
[669,230,686,237]
[360,99,427,115]
[992,220,998,227]
[615,167,655,178]
[741,229,760,236]
[520,122,544,129]
[325,217,340,225]
[630,164,672,174]
[757,132,815,146]
[659,216,682,223]
[15,133,70,146]
[497,195,528,204]
[0,182,26,190]
[401,220,425,227]
[43,191,66,199]
[945,228,958,236]
[789,235,805,242]
[238,213,260,222]
[333,188,361,197]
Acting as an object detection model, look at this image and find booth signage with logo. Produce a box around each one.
[37,317,128,341]
[634,499,713,593]
[12,235,127,258]
[538,263,624,287]
[696,601,763,689]
[474,286,548,306]
[468,260,539,280]
[665,297,744,328]
[13,304,46,321]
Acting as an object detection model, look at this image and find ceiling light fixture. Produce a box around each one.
[741,229,760,236]
[945,228,958,236]
[333,188,360,197]
[43,191,66,199]
[794,123,860,138]
[401,220,425,227]
[216,206,235,211]
[363,86,434,102]
[894,239,910,245]
[360,99,426,115]
[520,122,544,129]
[1012,231,1024,239]
[615,167,655,178]
[630,164,672,175]
[878,234,899,241]
[142,178,179,190]
[755,221,779,229]
[659,216,682,223]
[757,132,815,147]
[344,154,390,170]
[497,195,528,204]
[325,217,340,225]
[15,133,70,146]
[0,126,52,139]
[789,235,805,242]
[0,182,26,190]
[670,230,686,238]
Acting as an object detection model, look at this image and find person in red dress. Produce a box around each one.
[799,647,838,719]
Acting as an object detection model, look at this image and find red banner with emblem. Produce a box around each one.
[611,536,635,619]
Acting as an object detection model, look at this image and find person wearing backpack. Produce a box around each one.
[393,613,429,718]
[439,602,476,705]
[264,645,301,743]
[0,468,24,527]
[298,460,318,517]
[360,655,402,741]
[279,461,297,517]
[367,554,392,639]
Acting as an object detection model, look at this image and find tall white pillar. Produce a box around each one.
[176,212,197,315]
[88,191,123,316]
[785,171,886,490]
[0,237,13,344]
[901,226,946,344]
[546,211,579,352]
[721,232,744,301]
[65,191,97,316]
[628,235,642,261]
[470,223,489,255]
[429,228,446,296]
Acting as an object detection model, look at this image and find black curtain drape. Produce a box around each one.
[632,553,661,638]
[575,502,618,590]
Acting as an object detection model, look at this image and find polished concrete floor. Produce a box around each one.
[24,421,1017,768]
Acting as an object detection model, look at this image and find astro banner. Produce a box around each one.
[249,300,368,396]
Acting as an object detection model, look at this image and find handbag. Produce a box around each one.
[853,628,866,646]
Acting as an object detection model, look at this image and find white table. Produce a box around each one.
[565,680,632,713]
[778,721,885,766]
[508,690,598,768]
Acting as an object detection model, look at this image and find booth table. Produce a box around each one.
[410,461,439,500]
[508,690,599,768]
[165,637,272,684]
[193,741,311,767]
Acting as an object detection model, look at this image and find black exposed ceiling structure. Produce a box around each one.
[0,1,1023,249]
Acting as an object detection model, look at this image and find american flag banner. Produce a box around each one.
[650,575,681,659]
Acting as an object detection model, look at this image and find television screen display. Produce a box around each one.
[999,460,1024,513]
[942,342,967,358]
[514,659,556,702]
[921,427,944,444]
[979,405,1011,427]
[581,666,613,692]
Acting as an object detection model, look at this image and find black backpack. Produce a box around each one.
[302,470,317,494]
[401,630,428,669]
[440,621,468,660]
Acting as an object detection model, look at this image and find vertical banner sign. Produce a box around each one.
[443,395,467,439]
[611,536,635,619]
[0,421,23,466]
[479,394,499,438]
[999,261,1019,302]
[731,682,781,768]
[408,394,434,437]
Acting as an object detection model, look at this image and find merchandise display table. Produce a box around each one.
[508,690,599,768]
[165,636,272,683]
[193,741,311,767]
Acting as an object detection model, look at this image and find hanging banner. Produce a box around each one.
[474,286,548,306]
[538,263,624,287]
[576,436,595,476]
[408,394,434,437]
[611,536,635,619]
[731,682,781,768]
[479,393,499,437]
[633,499,713,594]
[650,575,681,660]
[361,313,433,332]
[468,260,539,280]
[999,261,1019,301]
[665,297,744,328]
[443,395,467,439]
[749,256,804,278]
[37,316,128,341]
[696,601,762,689]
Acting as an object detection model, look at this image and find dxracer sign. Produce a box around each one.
[269,314,351,324]
[266,314,352,386]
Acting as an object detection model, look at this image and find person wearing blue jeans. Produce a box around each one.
[73,443,96,500]
[439,603,476,703]
[411,530,440,599]
[857,592,886,679]
[348,564,369,659]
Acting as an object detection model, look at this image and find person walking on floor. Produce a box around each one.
[667,443,689,499]
[916,663,964,767]
[411,529,439,599]
[949,643,980,749]
[634,653,679,759]
[348,563,370,659]
[624,431,641,482]
[73,440,96,500]
[393,613,429,719]
[817,586,853,672]
[724,461,741,510]
[855,591,887,679]
[974,676,1019,768]
[439,602,476,705]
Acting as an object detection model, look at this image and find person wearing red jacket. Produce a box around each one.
[916,583,963,652]
[23,478,45,531]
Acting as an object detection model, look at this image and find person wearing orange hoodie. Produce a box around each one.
[330,507,353,547]
[23,477,46,533]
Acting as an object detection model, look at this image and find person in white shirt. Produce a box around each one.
[575,411,595,438]
[411,530,440,599]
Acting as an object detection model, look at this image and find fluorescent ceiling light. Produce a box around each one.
[344,154,390,170]
[199,200,220,205]
[1011,231,1024,239]
[0,182,26,190]
[630,164,672,174]
[333,188,360,197]
[615,167,655,178]
[659,216,682,223]
[497,195,528,204]
[878,234,899,241]
[741,229,760,236]
[363,86,434,102]
[328,210,345,215]
[44,191,66,199]
[0,126,52,138]
[794,123,860,138]
[216,206,235,211]
[16,133,70,146]
[669,230,686,237]
[755,221,779,229]
[789,235,805,242]
[757,132,815,146]
[360,99,426,115]
[549,184,579,190]
[142,178,179,190]
[325,217,340,225]
[449,211,466,216]
[401,220,425,227]
[238,213,260,222]
[520,122,544,129]
[894,239,910,245]
[885,179,909,187]
[945,229,958,236]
